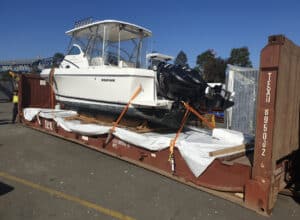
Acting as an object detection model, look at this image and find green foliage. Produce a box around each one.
[194,47,253,82]
[174,50,188,67]
[228,47,252,67]
[196,50,226,82]
[196,49,215,69]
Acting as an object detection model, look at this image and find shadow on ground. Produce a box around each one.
[0,119,10,125]
[0,99,10,103]
[0,182,14,196]
[292,187,300,204]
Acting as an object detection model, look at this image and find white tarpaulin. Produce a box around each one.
[23,108,250,177]
[23,108,77,121]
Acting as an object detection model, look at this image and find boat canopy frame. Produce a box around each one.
[65,20,151,68]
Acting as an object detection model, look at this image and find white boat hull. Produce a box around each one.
[41,66,173,110]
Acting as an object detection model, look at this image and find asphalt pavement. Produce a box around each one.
[0,102,299,220]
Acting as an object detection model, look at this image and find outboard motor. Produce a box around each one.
[156,62,234,111]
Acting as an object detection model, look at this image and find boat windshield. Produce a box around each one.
[66,22,149,68]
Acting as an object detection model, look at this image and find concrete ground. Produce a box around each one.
[0,102,299,220]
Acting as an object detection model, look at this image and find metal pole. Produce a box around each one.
[118,27,121,66]
[102,25,106,63]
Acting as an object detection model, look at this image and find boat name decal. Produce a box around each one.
[101,78,115,82]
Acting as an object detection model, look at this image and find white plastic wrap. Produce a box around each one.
[212,128,245,144]
[23,108,43,121]
[23,108,249,177]
[58,119,110,135]
[23,108,77,121]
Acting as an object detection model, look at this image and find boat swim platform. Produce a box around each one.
[17,35,300,216]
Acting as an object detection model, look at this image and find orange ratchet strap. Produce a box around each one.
[105,85,142,144]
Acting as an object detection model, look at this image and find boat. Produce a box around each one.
[40,19,233,123]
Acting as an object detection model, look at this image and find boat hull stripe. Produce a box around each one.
[56,94,129,106]
[55,74,154,78]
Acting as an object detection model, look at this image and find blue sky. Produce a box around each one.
[0,0,299,67]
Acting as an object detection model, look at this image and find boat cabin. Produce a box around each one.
[61,20,152,69]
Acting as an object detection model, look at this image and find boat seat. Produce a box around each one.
[90,57,103,66]
[119,60,135,68]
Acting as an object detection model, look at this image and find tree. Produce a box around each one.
[212,57,227,82]
[174,50,188,67]
[52,52,65,67]
[228,47,252,67]
[196,49,226,82]
[196,49,215,70]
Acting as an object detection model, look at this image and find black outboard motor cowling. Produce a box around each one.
[156,62,234,111]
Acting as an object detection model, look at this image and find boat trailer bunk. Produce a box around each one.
[18,35,299,216]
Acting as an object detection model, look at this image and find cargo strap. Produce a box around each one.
[168,107,190,173]
[36,111,42,126]
[168,101,216,173]
[182,102,216,129]
[105,85,142,145]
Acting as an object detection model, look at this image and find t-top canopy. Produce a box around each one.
[66,20,152,42]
